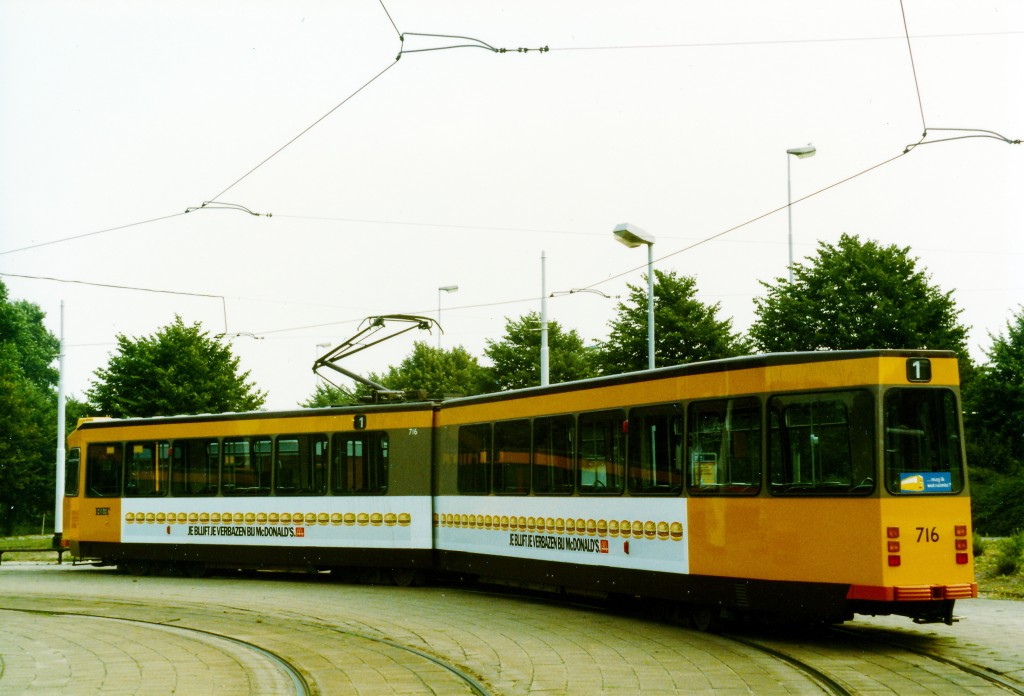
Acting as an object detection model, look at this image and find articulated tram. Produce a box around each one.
[62,350,976,626]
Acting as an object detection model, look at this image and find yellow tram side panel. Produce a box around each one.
[686,498,881,585]
[686,496,975,592]
[63,408,435,553]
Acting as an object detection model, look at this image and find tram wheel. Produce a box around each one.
[390,569,420,587]
[184,563,207,578]
[123,560,151,577]
[690,605,721,632]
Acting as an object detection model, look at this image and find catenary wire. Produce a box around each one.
[205,59,401,205]
[548,29,1024,52]
[0,212,188,257]
[576,148,913,293]
[378,0,401,40]
[899,0,928,133]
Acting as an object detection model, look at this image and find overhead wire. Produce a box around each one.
[895,1,1019,153]
[0,212,188,257]
[5,4,1018,342]
[0,271,230,333]
[899,0,928,133]
[204,58,401,205]
[548,29,1024,52]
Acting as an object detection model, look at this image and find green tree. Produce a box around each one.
[302,381,363,408]
[87,316,266,418]
[965,309,1024,468]
[484,312,598,391]
[302,341,489,405]
[749,234,969,355]
[962,309,1024,535]
[0,280,59,535]
[596,269,749,375]
[372,342,489,398]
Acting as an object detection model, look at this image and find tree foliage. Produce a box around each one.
[962,309,1024,535]
[965,308,1024,468]
[302,341,489,406]
[483,312,597,391]
[596,269,749,375]
[0,280,59,534]
[87,316,266,418]
[749,234,969,355]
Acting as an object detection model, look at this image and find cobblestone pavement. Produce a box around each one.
[1,563,1021,694]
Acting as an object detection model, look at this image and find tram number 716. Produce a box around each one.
[916,526,940,543]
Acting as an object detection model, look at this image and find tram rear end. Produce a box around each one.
[848,358,976,624]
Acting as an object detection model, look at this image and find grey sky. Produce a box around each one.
[1,1,1020,408]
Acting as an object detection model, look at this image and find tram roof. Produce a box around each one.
[74,349,956,430]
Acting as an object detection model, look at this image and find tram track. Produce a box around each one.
[1,606,311,695]
[1,593,491,696]
[225,604,493,696]
[3,568,1021,695]
[831,625,1024,695]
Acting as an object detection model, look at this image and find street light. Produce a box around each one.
[613,223,656,370]
[437,285,458,348]
[786,143,816,283]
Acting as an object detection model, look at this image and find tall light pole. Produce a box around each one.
[613,223,656,370]
[437,285,458,348]
[540,252,549,386]
[53,300,65,547]
[786,143,816,283]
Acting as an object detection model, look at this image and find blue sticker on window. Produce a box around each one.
[900,471,952,493]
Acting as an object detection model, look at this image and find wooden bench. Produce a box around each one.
[0,547,67,566]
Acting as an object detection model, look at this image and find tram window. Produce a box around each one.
[124,441,170,497]
[533,416,575,495]
[170,439,218,496]
[276,434,328,495]
[221,437,271,495]
[457,424,490,494]
[577,410,625,495]
[884,388,964,495]
[494,419,531,494]
[627,405,684,495]
[768,390,874,496]
[85,442,123,497]
[65,448,81,497]
[687,397,762,495]
[332,432,387,494]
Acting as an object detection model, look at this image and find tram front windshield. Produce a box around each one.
[883,388,964,495]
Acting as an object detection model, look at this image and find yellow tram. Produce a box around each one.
[62,349,976,625]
